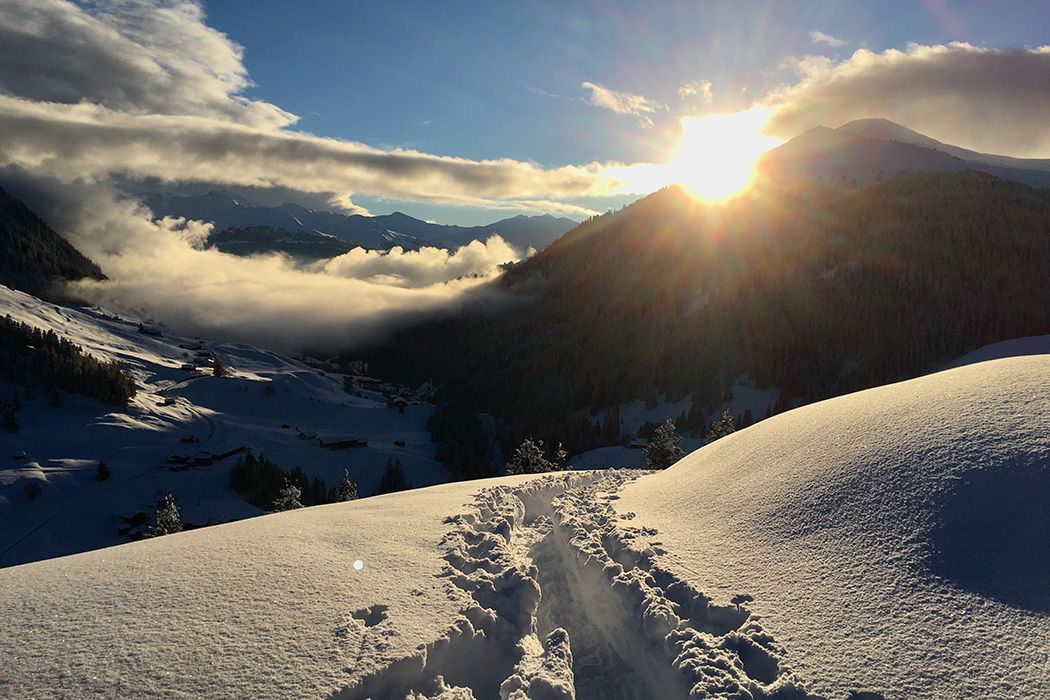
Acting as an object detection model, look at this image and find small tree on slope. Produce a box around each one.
[377,459,410,494]
[645,418,685,469]
[152,494,183,536]
[506,438,567,475]
[707,409,737,443]
[271,479,304,511]
[336,468,358,501]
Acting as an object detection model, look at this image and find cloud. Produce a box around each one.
[0,0,293,128]
[321,237,522,288]
[0,95,619,206]
[678,80,714,102]
[809,30,846,48]
[581,81,667,126]
[0,0,640,350]
[0,0,626,214]
[2,170,520,350]
[764,43,1050,156]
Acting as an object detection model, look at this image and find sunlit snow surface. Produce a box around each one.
[618,355,1050,698]
[0,356,1047,698]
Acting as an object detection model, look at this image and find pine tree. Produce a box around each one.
[505,438,566,475]
[336,468,358,501]
[212,354,228,377]
[2,401,18,433]
[645,418,685,469]
[95,460,110,482]
[377,458,410,494]
[271,479,303,511]
[707,409,736,442]
[152,494,183,536]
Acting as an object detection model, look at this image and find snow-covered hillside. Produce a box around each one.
[0,354,1045,698]
[0,284,445,567]
[618,355,1050,698]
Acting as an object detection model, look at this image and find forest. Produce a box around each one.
[0,315,137,408]
[0,186,105,301]
[361,171,1050,479]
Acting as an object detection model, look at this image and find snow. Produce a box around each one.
[0,479,509,698]
[1,276,1048,697]
[587,377,777,440]
[586,394,693,438]
[567,439,703,470]
[940,333,1050,370]
[617,355,1050,698]
[0,355,1046,697]
[0,284,446,567]
[0,470,812,698]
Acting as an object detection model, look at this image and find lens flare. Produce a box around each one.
[668,106,783,200]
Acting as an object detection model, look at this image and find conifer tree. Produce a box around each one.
[152,494,183,536]
[505,438,566,475]
[707,409,737,442]
[271,479,303,511]
[645,418,685,469]
[377,459,410,494]
[2,401,18,433]
[95,460,110,482]
[336,468,358,501]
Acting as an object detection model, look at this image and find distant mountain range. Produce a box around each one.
[145,191,578,256]
[760,118,1050,187]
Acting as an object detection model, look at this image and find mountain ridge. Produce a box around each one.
[146,191,578,254]
[0,185,105,300]
[761,118,1050,187]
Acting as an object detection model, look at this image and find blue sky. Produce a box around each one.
[197,0,1050,223]
[6,1,1050,226]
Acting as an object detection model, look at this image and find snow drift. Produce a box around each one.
[0,355,1046,698]
[618,355,1050,698]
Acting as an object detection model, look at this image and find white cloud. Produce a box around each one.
[0,96,618,206]
[764,42,1050,156]
[678,80,714,102]
[322,237,521,288]
[581,81,667,127]
[3,172,520,350]
[0,0,627,213]
[809,30,846,48]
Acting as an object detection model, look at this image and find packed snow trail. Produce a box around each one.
[336,472,817,699]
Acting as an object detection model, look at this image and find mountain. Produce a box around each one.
[1,354,1046,698]
[146,191,578,254]
[361,170,1050,479]
[0,185,105,299]
[204,225,357,260]
[0,282,447,568]
[760,119,1050,188]
[837,117,1050,172]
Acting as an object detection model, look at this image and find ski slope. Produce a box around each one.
[0,284,446,567]
[0,354,1046,698]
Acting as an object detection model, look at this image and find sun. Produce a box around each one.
[666,106,783,201]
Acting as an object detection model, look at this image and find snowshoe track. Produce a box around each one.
[335,472,819,699]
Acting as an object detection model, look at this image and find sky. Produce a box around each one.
[2,0,1050,348]
[197,0,1050,222]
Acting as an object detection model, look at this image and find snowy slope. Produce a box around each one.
[0,284,446,567]
[940,333,1050,370]
[0,469,818,699]
[3,356,1046,698]
[618,355,1050,698]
